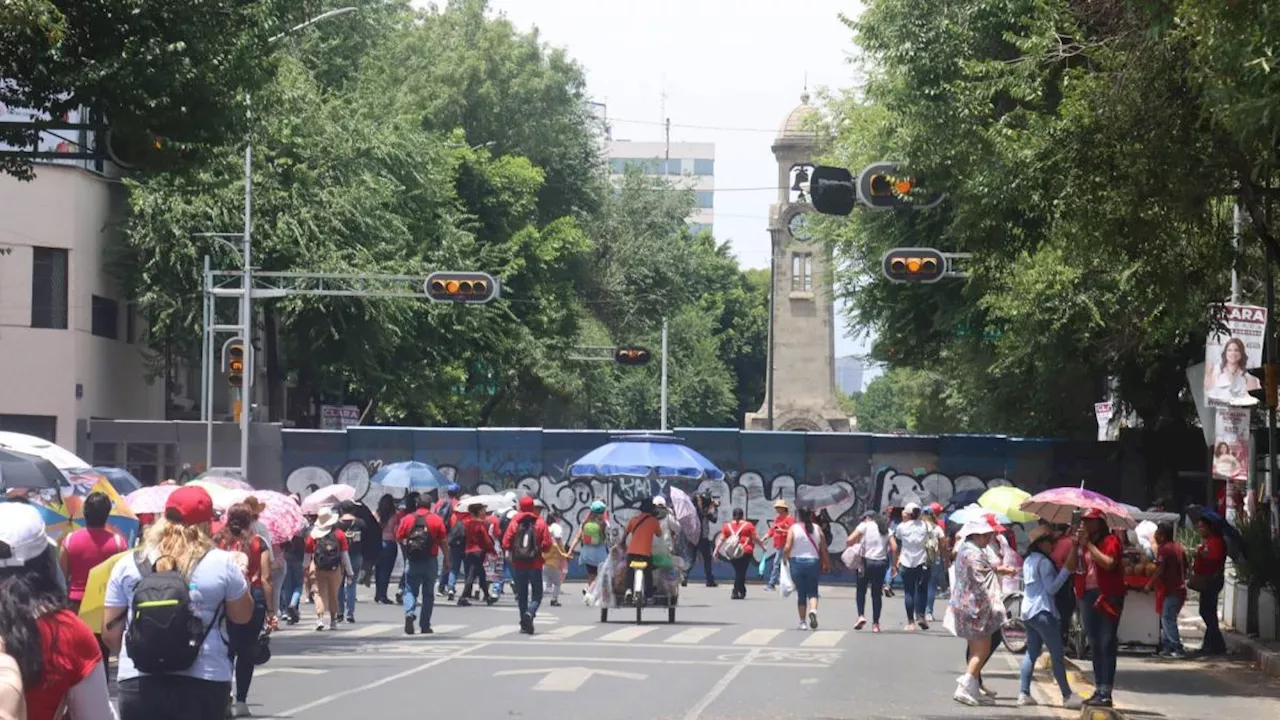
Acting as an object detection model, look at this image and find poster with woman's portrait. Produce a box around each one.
[1204,304,1267,407]
[1212,408,1250,483]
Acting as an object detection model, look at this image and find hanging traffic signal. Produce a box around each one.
[424,272,501,304]
[808,166,858,216]
[614,346,652,366]
[1248,364,1278,408]
[222,338,246,389]
[882,248,947,283]
[858,162,944,211]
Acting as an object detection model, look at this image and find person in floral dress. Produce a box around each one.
[948,520,1005,706]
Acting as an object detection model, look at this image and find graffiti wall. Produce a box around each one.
[280,428,1121,579]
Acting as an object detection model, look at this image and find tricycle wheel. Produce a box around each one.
[668,607,676,623]
[600,608,608,623]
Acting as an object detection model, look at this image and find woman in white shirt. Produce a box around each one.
[890,502,944,631]
[783,508,830,631]
[846,510,890,632]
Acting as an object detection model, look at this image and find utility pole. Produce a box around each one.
[202,255,213,468]
[240,93,254,478]
[661,317,669,432]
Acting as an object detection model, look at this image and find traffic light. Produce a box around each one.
[882,248,947,283]
[222,338,246,389]
[858,162,944,211]
[1248,364,1278,409]
[424,272,501,304]
[614,346,652,366]
[808,166,858,216]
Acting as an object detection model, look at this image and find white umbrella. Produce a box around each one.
[0,431,89,471]
[460,494,515,513]
[302,485,356,514]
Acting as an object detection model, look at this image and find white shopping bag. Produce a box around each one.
[779,559,795,597]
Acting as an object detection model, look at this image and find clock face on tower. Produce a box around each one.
[787,211,813,241]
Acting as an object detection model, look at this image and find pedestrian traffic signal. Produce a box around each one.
[614,346,652,366]
[1248,364,1278,409]
[859,162,944,211]
[882,248,947,283]
[808,166,858,216]
[424,272,501,304]
[222,338,246,389]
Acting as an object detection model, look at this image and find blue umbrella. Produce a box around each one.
[944,488,985,512]
[1187,504,1247,563]
[92,467,142,496]
[568,434,725,481]
[370,461,448,490]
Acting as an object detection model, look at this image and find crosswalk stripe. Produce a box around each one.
[733,629,785,646]
[466,625,521,640]
[344,623,396,638]
[597,625,661,643]
[430,624,468,635]
[800,631,845,647]
[533,624,594,641]
[666,627,720,645]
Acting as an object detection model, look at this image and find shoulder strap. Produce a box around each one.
[134,550,154,577]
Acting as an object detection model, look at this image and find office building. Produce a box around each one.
[835,355,865,396]
[607,139,715,234]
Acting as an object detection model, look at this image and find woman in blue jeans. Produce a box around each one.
[784,508,829,630]
[890,502,942,630]
[1017,525,1084,710]
[374,494,400,604]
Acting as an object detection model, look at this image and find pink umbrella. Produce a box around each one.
[1020,486,1136,530]
[193,475,253,491]
[669,487,699,542]
[230,490,305,543]
[124,485,180,514]
[301,485,356,515]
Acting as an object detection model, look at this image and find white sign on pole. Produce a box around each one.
[320,405,361,430]
[1094,401,1114,442]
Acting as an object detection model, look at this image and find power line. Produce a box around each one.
[609,117,779,134]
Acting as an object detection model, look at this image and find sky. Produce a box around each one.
[444,0,877,387]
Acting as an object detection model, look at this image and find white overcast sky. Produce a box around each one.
[431,0,875,383]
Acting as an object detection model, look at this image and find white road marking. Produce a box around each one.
[666,627,720,645]
[255,668,328,677]
[430,624,468,635]
[732,629,785,646]
[466,625,521,640]
[532,624,594,641]
[493,666,646,692]
[800,630,845,647]
[344,623,396,638]
[682,647,762,720]
[597,625,661,643]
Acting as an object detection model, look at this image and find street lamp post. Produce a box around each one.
[239,6,359,476]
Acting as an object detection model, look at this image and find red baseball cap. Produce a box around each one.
[985,514,1006,534]
[518,496,536,512]
[1081,508,1105,520]
[166,486,214,525]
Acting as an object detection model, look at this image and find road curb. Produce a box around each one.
[1225,630,1280,679]
[1059,654,1132,720]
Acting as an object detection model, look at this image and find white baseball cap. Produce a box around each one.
[550,524,564,540]
[652,496,667,507]
[903,502,921,515]
[0,502,50,568]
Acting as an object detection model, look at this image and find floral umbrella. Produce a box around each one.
[1020,485,1135,530]
[190,474,253,491]
[125,485,180,515]
[228,490,305,543]
[669,487,699,541]
[302,484,357,515]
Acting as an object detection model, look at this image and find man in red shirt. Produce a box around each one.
[1192,517,1229,655]
[1144,522,1186,658]
[765,499,793,591]
[1074,509,1126,708]
[433,483,463,599]
[502,496,552,634]
[459,502,497,606]
[395,502,449,635]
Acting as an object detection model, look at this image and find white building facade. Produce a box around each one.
[607,140,715,234]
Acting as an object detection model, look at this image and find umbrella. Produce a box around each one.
[948,503,1011,527]
[228,490,305,544]
[0,449,65,490]
[568,434,725,481]
[978,486,1036,523]
[1020,486,1136,530]
[0,431,90,471]
[1117,502,1180,525]
[91,467,142,495]
[944,488,985,511]
[78,550,131,633]
[185,481,240,510]
[190,474,253,491]
[669,487,699,541]
[301,485,357,514]
[1186,504,1247,563]
[370,461,448,491]
[125,485,179,515]
[32,501,75,544]
[461,494,515,513]
[796,484,853,512]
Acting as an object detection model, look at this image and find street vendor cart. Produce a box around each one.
[597,546,680,624]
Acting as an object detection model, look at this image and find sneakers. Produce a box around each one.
[1016,693,1037,707]
[421,625,433,635]
[1063,693,1084,710]
[953,686,981,706]
[457,597,472,607]
[231,701,251,718]
[315,621,326,631]
[926,613,936,623]
[345,615,355,624]
[854,617,867,630]
[447,591,456,602]
[520,612,535,635]
[797,620,809,631]
[808,611,818,630]
[549,599,562,607]
[978,684,998,698]
[1084,694,1113,707]
[1159,649,1186,659]
[404,616,416,635]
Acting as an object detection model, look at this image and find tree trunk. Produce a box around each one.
[263,306,285,423]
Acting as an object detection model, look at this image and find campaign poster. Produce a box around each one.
[1203,304,1267,407]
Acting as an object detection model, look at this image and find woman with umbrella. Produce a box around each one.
[1074,508,1126,708]
[1189,511,1229,655]
[949,519,1005,707]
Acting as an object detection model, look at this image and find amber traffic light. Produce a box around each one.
[424,272,501,304]
[614,346,652,366]
[882,248,946,284]
[859,162,944,211]
[222,339,246,389]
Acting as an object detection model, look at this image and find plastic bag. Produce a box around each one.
[779,559,795,597]
[943,605,958,636]
[597,550,618,608]
[841,543,864,574]
[757,552,769,578]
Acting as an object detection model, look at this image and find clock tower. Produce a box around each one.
[745,93,854,432]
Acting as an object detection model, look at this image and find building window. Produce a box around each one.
[0,414,57,442]
[791,252,813,291]
[688,222,713,236]
[91,295,119,339]
[30,247,68,329]
[695,191,714,209]
[693,158,715,176]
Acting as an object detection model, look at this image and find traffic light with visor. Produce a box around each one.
[223,339,245,389]
[614,346,652,366]
[859,162,943,211]
[882,248,947,283]
[424,272,501,304]
[808,166,858,216]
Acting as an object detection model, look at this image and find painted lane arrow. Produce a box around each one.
[493,666,647,692]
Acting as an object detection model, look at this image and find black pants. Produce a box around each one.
[227,586,267,702]
[857,560,889,623]
[694,538,716,584]
[461,552,490,600]
[626,554,654,596]
[1054,582,1077,648]
[118,675,233,720]
[730,556,751,597]
[1200,577,1227,653]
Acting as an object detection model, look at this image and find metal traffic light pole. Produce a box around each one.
[661,317,669,432]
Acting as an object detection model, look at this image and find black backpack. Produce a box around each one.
[313,533,342,571]
[126,551,222,674]
[511,517,540,563]
[448,518,467,550]
[404,515,435,562]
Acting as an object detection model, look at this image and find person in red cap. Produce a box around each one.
[103,486,256,720]
[1073,508,1125,708]
[502,496,552,634]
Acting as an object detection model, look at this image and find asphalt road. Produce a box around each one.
[233,582,1082,720]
